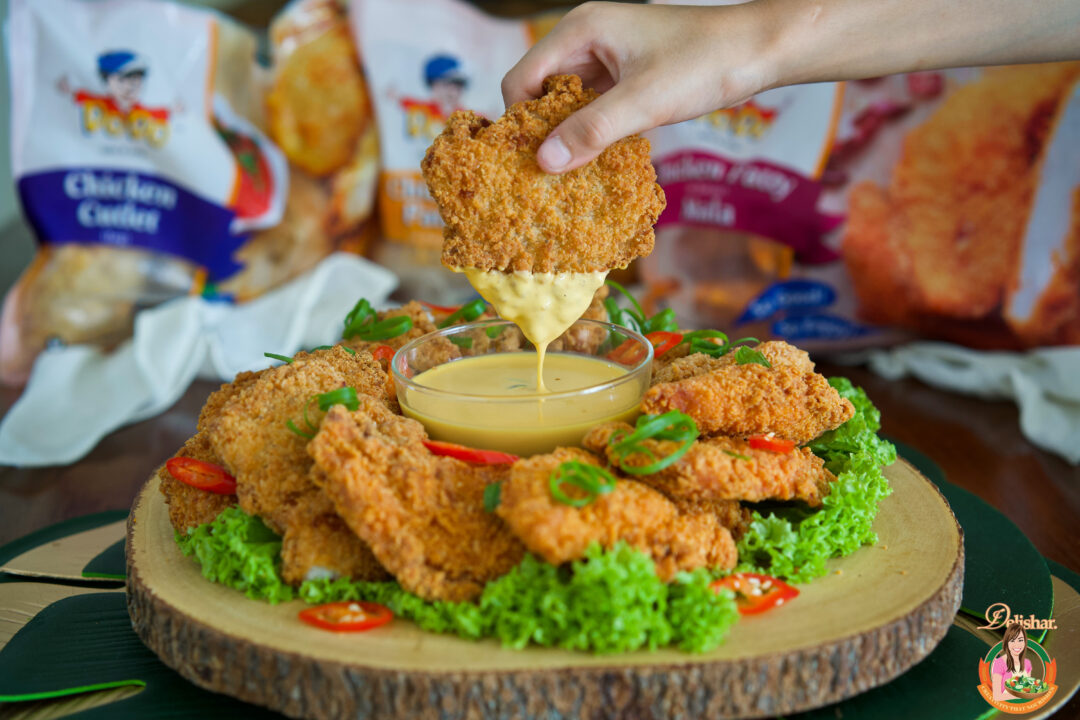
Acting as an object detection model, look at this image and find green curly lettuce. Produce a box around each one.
[175,507,294,604]
[176,513,738,653]
[736,377,896,583]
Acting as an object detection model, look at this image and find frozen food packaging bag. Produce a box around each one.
[641,1,1080,350]
[350,0,563,302]
[2,0,380,385]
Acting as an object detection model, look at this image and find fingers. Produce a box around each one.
[502,4,599,106]
[536,78,653,174]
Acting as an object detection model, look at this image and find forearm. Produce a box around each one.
[760,0,1080,88]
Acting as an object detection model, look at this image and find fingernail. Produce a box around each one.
[538,135,571,171]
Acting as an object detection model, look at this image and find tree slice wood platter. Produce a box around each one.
[126,458,963,720]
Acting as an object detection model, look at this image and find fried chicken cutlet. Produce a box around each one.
[308,399,525,602]
[422,74,666,274]
[497,448,737,581]
[642,341,854,444]
[205,346,392,584]
[583,423,836,507]
[158,369,269,533]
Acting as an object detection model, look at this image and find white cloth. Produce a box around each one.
[0,253,397,467]
[853,342,1080,464]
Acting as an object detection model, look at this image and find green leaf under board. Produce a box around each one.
[893,439,1053,640]
[81,539,126,580]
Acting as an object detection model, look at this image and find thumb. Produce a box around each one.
[536,80,651,174]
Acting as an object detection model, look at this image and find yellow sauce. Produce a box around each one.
[462,268,607,391]
[401,352,644,456]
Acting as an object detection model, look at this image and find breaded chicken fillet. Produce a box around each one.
[642,342,854,444]
[422,74,665,273]
[206,346,392,584]
[584,423,836,507]
[309,399,525,603]
[497,448,736,580]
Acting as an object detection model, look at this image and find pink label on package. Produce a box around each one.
[654,151,841,263]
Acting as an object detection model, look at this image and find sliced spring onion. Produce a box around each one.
[316,387,360,412]
[722,449,751,461]
[734,345,771,368]
[286,418,314,440]
[264,352,293,364]
[341,299,414,342]
[608,411,699,475]
[548,461,617,507]
[483,481,502,513]
[437,298,487,328]
[449,335,474,349]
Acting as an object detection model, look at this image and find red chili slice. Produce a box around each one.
[748,434,796,453]
[370,345,395,362]
[647,330,683,357]
[419,300,460,314]
[422,440,519,465]
[165,457,237,495]
[710,572,799,615]
[298,601,393,632]
[606,338,646,365]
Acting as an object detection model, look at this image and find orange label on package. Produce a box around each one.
[378,170,444,249]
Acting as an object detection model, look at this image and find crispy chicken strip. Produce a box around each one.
[309,400,525,602]
[583,423,836,507]
[206,346,392,584]
[422,74,665,273]
[643,342,853,444]
[652,340,815,386]
[497,448,736,580]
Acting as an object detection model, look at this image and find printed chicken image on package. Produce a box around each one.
[2,0,381,385]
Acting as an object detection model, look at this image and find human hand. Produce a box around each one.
[502,1,779,173]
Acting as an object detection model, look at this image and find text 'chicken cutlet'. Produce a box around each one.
[205,346,392,584]
[422,74,666,274]
[309,398,525,603]
[497,448,736,581]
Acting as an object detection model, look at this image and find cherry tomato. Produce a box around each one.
[422,440,519,465]
[748,434,796,453]
[165,457,237,495]
[298,602,393,632]
[711,572,799,615]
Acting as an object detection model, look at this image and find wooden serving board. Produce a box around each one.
[126,459,963,720]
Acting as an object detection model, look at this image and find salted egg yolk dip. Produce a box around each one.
[399,348,649,457]
[462,268,607,392]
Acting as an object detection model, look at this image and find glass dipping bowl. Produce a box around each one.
[391,319,653,457]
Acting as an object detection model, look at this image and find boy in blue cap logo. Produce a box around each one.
[396,53,469,139]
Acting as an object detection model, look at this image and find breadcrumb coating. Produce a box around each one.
[642,344,854,444]
[583,423,836,507]
[497,448,736,580]
[206,346,392,584]
[422,74,665,273]
[309,400,525,602]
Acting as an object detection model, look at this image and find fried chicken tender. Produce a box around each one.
[583,423,836,507]
[642,342,854,444]
[308,400,525,602]
[652,340,815,386]
[206,346,392,584]
[843,63,1080,332]
[158,433,238,534]
[422,74,666,273]
[672,499,753,541]
[497,448,736,580]
[159,369,272,533]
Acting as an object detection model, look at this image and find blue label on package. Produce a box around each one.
[736,280,837,325]
[772,314,876,341]
[17,168,245,281]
